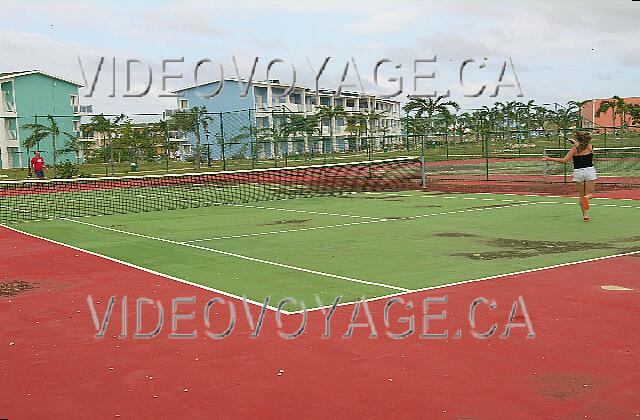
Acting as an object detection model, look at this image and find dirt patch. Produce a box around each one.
[435,232,479,238]
[619,245,640,255]
[453,237,614,260]
[337,195,403,201]
[536,373,604,400]
[1,280,36,297]
[259,219,312,226]
[617,235,640,243]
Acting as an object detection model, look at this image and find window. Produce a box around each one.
[179,99,189,110]
[70,94,79,106]
[73,120,80,133]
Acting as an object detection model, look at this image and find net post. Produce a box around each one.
[542,148,548,177]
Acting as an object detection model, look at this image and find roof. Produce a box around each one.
[0,70,84,87]
[172,77,399,102]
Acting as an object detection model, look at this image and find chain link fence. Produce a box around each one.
[4,110,639,189]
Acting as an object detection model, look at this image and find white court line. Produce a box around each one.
[406,193,640,210]
[288,248,640,315]
[5,219,640,316]
[60,218,410,293]
[184,201,537,243]
[0,224,288,313]
[226,203,383,220]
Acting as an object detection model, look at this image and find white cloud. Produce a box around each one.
[1,0,638,114]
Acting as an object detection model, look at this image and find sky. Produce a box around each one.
[0,0,639,114]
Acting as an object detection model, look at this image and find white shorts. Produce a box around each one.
[573,167,597,182]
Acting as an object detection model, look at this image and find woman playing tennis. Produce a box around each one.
[543,131,596,221]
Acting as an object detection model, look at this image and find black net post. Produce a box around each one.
[219,112,226,171]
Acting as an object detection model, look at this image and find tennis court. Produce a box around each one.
[6,189,640,311]
[2,158,640,418]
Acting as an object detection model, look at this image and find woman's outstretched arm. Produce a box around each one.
[543,148,575,163]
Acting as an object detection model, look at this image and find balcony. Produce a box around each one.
[73,104,93,115]
[168,131,189,143]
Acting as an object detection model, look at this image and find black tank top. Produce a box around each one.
[573,152,593,169]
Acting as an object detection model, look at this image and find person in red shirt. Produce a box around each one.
[31,151,46,179]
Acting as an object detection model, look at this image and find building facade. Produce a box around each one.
[171,78,402,159]
[0,70,91,169]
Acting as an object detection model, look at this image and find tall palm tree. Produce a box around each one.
[345,113,368,151]
[315,105,346,152]
[83,114,127,175]
[168,106,212,170]
[21,116,61,168]
[403,95,460,133]
[595,96,629,141]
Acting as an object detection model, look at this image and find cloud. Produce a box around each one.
[1,0,638,113]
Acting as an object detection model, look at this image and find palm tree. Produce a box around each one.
[83,114,127,175]
[595,96,630,141]
[21,116,62,168]
[403,96,460,133]
[168,107,212,170]
[315,105,346,152]
[361,109,388,149]
[345,113,368,151]
[629,104,640,127]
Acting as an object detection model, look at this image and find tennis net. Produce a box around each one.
[0,157,422,222]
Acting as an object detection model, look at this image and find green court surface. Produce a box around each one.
[9,191,640,310]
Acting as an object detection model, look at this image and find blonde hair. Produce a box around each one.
[575,131,591,153]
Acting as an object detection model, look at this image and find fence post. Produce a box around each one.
[563,129,568,183]
[219,112,226,171]
[249,109,256,169]
[420,137,426,190]
[484,129,489,181]
[164,117,170,172]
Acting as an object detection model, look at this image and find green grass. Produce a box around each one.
[8,191,640,310]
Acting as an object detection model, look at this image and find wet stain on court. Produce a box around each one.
[259,219,312,226]
[450,237,615,260]
[1,280,36,297]
[435,232,479,238]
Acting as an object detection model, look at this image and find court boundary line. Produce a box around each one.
[58,218,411,294]
[3,224,640,317]
[287,249,640,314]
[0,224,291,313]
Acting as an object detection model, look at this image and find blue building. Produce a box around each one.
[170,78,402,159]
[0,70,92,169]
